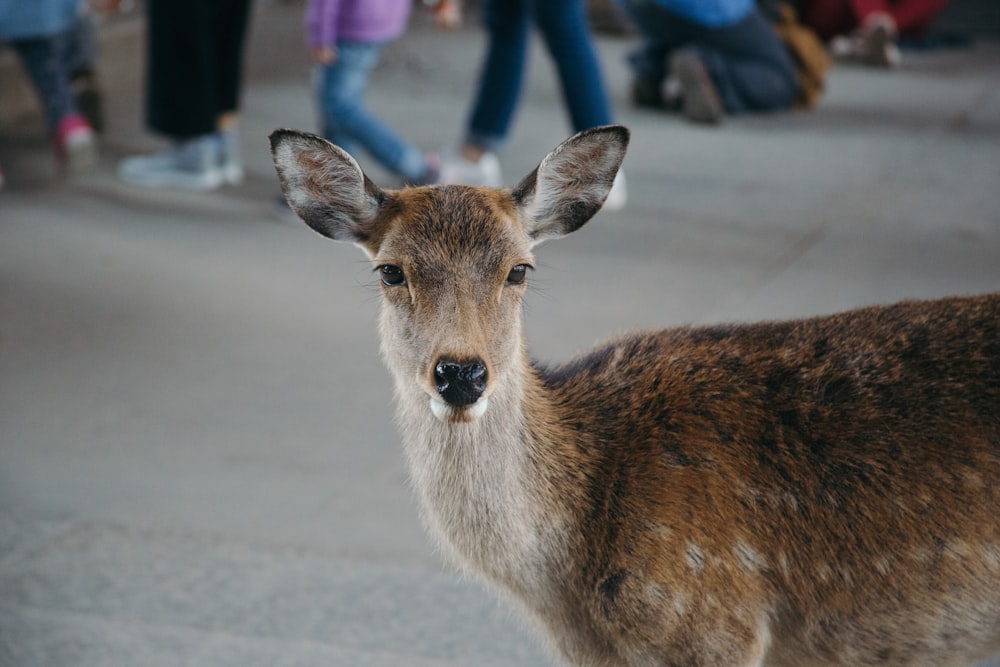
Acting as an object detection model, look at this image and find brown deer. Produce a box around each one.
[270,125,1000,667]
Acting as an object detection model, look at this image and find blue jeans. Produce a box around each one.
[10,16,94,132]
[465,0,614,153]
[621,0,797,113]
[315,41,426,182]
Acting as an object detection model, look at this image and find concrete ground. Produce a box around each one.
[1,2,999,665]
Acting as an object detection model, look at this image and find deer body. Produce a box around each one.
[271,126,1000,667]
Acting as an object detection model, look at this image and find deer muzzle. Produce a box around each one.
[430,358,489,422]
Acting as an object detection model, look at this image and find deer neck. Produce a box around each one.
[391,345,571,596]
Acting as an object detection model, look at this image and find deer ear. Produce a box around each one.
[511,125,629,246]
[269,129,386,253]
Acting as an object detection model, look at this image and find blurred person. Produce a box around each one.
[438,0,627,211]
[273,0,456,222]
[617,0,798,124]
[117,0,251,190]
[797,0,950,68]
[306,0,450,185]
[0,0,100,174]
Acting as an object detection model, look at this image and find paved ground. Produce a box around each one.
[1,2,999,665]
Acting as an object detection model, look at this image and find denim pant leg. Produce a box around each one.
[465,0,532,152]
[620,1,796,114]
[620,0,707,87]
[315,42,426,182]
[11,28,76,133]
[64,14,98,75]
[532,0,613,132]
[692,11,797,113]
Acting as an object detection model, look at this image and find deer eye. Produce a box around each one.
[506,264,529,286]
[379,265,406,287]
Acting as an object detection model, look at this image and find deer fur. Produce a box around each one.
[270,125,1000,667]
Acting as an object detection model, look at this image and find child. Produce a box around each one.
[305,0,447,185]
[0,0,99,174]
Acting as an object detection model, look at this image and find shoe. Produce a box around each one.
[439,150,503,187]
[217,128,244,185]
[54,113,97,174]
[118,134,225,191]
[602,170,627,212]
[670,50,723,125]
[829,35,856,60]
[831,15,901,68]
[856,20,902,68]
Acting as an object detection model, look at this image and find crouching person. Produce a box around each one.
[618,0,798,124]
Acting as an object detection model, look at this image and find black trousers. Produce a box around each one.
[146,0,252,139]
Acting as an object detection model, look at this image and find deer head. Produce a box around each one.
[270,126,629,424]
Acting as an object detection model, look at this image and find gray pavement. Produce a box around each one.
[2,2,999,665]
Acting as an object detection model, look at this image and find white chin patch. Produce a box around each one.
[429,396,489,422]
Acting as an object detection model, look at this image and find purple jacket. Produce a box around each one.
[305,0,413,49]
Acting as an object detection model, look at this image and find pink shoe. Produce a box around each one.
[54,113,97,173]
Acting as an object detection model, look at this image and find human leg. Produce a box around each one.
[463,0,532,153]
[210,0,252,182]
[120,0,226,192]
[860,0,948,36]
[122,0,250,189]
[211,0,252,120]
[11,29,97,171]
[668,49,724,123]
[145,0,248,138]
[531,0,625,209]
[798,0,916,37]
[618,0,708,106]
[830,0,906,66]
[532,0,613,132]
[11,34,76,133]
[689,10,797,113]
[440,0,530,185]
[802,0,942,66]
[145,0,219,138]
[316,42,430,183]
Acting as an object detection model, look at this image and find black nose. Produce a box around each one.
[434,359,487,407]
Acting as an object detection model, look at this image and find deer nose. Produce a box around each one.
[434,358,487,407]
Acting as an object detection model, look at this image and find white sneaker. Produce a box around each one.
[602,170,627,212]
[831,20,901,68]
[439,150,503,187]
[54,113,98,174]
[118,134,224,191]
